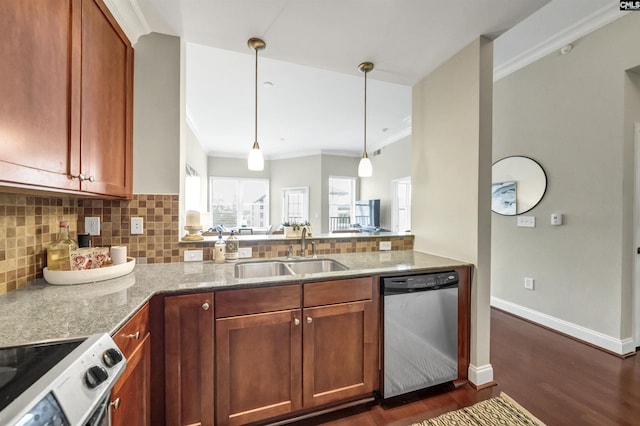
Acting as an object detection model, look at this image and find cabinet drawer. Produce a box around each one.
[304,277,373,307]
[113,303,149,359]
[215,285,301,318]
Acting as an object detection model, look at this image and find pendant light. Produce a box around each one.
[357,62,374,177]
[248,37,266,171]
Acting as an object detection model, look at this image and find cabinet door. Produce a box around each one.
[303,300,379,407]
[216,310,303,426]
[110,333,151,426]
[0,0,80,191]
[165,293,214,426]
[79,0,133,198]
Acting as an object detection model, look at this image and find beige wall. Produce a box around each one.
[360,135,412,231]
[492,13,640,350]
[133,33,181,195]
[270,156,322,231]
[412,37,493,385]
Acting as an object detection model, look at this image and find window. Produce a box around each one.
[392,177,411,232]
[210,177,269,228]
[282,187,309,224]
[328,177,355,231]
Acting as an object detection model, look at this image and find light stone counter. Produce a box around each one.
[0,250,471,347]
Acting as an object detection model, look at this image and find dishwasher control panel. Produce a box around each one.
[382,271,458,293]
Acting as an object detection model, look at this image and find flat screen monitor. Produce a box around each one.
[354,199,380,229]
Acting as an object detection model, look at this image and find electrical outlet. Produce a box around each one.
[517,216,536,228]
[524,277,535,290]
[238,247,253,258]
[184,250,203,262]
[379,241,392,251]
[131,217,144,235]
[85,217,101,236]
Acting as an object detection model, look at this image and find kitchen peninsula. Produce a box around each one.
[0,250,472,426]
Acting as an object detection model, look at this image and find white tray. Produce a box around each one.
[43,257,136,285]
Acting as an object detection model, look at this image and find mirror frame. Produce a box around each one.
[491,155,547,216]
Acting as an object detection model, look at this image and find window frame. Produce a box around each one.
[210,177,270,228]
[328,176,356,231]
[281,186,309,224]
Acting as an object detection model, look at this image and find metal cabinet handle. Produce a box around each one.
[110,397,121,410]
[306,316,313,324]
[202,302,210,311]
[126,331,140,340]
[294,318,300,326]
[71,174,96,182]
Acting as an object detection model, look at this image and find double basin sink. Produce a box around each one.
[235,258,348,279]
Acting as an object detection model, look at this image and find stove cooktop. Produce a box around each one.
[0,339,84,412]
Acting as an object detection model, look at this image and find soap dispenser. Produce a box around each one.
[225,230,239,262]
[214,231,226,264]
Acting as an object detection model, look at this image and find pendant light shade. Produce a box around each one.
[248,38,266,171]
[358,153,373,177]
[358,62,374,178]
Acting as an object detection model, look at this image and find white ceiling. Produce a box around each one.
[112,0,619,159]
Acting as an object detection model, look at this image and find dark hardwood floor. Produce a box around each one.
[286,308,640,425]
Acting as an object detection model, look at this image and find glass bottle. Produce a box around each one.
[47,221,79,271]
[225,230,239,262]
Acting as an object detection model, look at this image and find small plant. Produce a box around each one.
[282,220,310,231]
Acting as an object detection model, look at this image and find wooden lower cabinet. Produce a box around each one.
[164,292,215,426]
[110,333,151,426]
[215,279,379,426]
[216,309,303,426]
[302,300,377,408]
[110,303,151,426]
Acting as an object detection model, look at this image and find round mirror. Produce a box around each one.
[491,156,547,216]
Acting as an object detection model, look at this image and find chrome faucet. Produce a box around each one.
[300,227,307,257]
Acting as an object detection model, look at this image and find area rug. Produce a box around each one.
[409,392,545,426]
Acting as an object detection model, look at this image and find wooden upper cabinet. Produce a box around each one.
[79,0,133,198]
[0,0,133,198]
[0,0,79,191]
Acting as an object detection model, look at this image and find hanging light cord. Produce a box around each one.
[363,68,367,155]
[254,45,259,145]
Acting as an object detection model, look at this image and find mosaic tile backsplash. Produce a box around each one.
[0,192,413,295]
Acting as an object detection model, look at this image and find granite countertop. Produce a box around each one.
[0,250,470,347]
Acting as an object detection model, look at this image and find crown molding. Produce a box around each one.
[494,3,629,81]
[103,0,151,44]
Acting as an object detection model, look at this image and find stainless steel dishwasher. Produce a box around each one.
[382,271,458,399]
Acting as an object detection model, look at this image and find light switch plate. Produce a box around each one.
[131,217,144,235]
[85,217,101,236]
[517,216,535,228]
[184,250,203,262]
[379,241,392,251]
[238,247,253,258]
[524,277,535,290]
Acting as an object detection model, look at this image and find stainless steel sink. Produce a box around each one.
[234,259,348,279]
[285,259,348,275]
[234,261,293,279]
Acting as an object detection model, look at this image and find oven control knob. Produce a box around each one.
[102,348,124,368]
[85,365,109,389]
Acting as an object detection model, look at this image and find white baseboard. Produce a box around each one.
[468,363,494,387]
[491,297,635,356]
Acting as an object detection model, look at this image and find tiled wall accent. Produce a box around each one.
[77,195,180,264]
[0,193,79,294]
[180,235,414,261]
[0,191,413,295]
